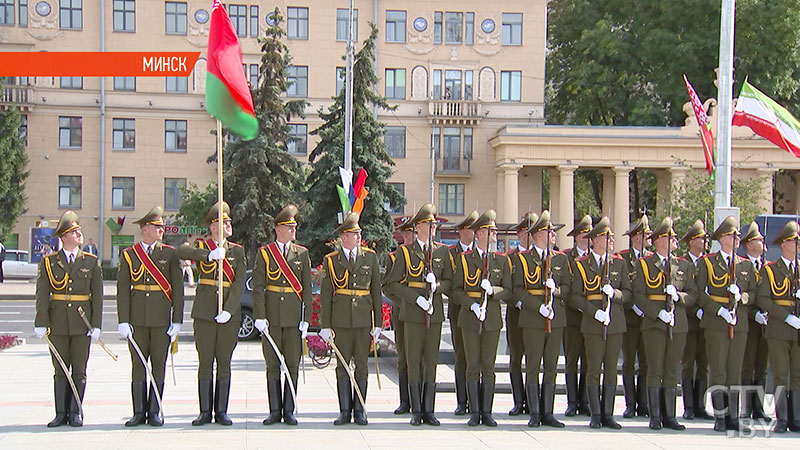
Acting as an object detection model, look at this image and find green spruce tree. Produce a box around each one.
[303,23,405,264]
[0,98,29,239]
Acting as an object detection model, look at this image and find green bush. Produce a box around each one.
[101,266,118,281]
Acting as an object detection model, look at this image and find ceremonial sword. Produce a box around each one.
[126,326,164,423]
[329,330,367,418]
[261,329,298,412]
[43,329,83,421]
[76,306,118,361]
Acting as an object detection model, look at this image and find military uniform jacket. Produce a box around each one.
[563,247,583,327]
[695,252,755,334]
[117,243,184,327]
[757,260,800,341]
[385,241,451,324]
[745,255,767,325]
[619,248,652,320]
[511,249,571,329]
[35,250,103,335]
[445,244,468,321]
[632,254,696,333]
[320,246,383,329]
[383,252,402,318]
[450,250,512,332]
[569,253,630,335]
[250,241,311,328]
[177,239,245,322]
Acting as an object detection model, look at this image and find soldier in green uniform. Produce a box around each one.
[618,214,651,418]
[117,206,184,426]
[564,215,592,416]
[570,217,630,429]
[739,222,770,421]
[513,211,570,428]
[445,210,478,415]
[177,202,246,426]
[319,212,383,426]
[386,204,451,426]
[696,216,756,432]
[679,219,713,420]
[450,210,512,427]
[757,220,800,433]
[385,216,414,415]
[505,211,537,416]
[632,217,696,430]
[34,211,103,427]
[251,204,312,426]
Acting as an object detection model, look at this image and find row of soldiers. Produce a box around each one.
[33,202,800,433]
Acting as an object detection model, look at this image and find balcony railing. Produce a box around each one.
[1,85,34,111]
[428,99,482,121]
[435,155,471,175]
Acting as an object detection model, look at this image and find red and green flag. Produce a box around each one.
[206,0,258,140]
[733,79,800,158]
[683,75,715,178]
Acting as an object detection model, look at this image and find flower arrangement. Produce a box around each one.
[0,334,20,350]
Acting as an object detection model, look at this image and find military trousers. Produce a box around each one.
[461,328,500,384]
[505,306,524,373]
[564,309,586,375]
[681,323,709,380]
[741,326,769,383]
[523,327,563,384]
[332,327,370,381]
[404,321,442,383]
[767,339,800,390]
[48,333,90,383]
[261,325,302,381]
[642,328,687,388]
[391,305,407,375]
[129,325,169,384]
[621,312,647,377]
[584,333,623,387]
[705,329,746,387]
[449,303,466,375]
[194,317,238,380]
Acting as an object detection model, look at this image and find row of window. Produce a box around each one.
[0,2,523,46]
[58,116,187,152]
[383,182,464,216]
[58,175,186,211]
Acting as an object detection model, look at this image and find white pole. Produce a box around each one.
[714,0,735,226]
[343,0,355,173]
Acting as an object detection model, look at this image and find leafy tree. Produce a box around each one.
[0,99,28,240]
[175,181,217,229]
[303,23,405,264]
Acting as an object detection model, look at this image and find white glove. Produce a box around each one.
[658,309,673,324]
[319,328,333,342]
[794,289,800,300]
[785,314,800,330]
[87,327,101,342]
[632,304,645,317]
[539,303,554,319]
[665,284,679,302]
[601,284,615,299]
[371,327,382,340]
[545,278,556,290]
[298,321,309,339]
[254,318,268,333]
[480,278,494,296]
[118,322,132,339]
[470,302,482,319]
[208,247,226,261]
[755,311,768,325]
[717,307,734,324]
[728,284,741,302]
[696,308,704,320]
[34,327,47,339]
[416,296,431,311]
[166,323,181,342]
[515,300,523,310]
[594,309,611,325]
[215,310,232,324]
[425,272,437,292]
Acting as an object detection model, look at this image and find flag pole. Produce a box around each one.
[714,0,735,228]
[216,119,224,314]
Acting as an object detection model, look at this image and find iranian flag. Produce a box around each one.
[206,0,258,140]
[733,79,800,157]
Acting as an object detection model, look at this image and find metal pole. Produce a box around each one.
[343,0,355,172]
[430,146,435,203]
[714,0,735,223]
[98,0,106,262]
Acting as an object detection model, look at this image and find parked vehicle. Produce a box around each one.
[3,250,38,279]
[740,214,796,262]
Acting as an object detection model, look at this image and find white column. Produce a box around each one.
[668,166,689,210]
[495,167,504,212]
[613,166,632,249]
[756,168,778,215]
[602,169,614,218]
[501,164,522,222]
[655,169,670,214]
[557,165,577,250]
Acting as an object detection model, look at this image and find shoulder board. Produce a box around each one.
[399,243,413,249]
[325,250,339,258]
[122,246,133,253]
[644,250,654,256]
[493,252,507,257]
[389,250,397,257]
[675,256,687,262]
[766,260,779,266]
[449,244,458,249]
[228,242,242,248]
[702,253,717,259]
[576,255,589,261]
[463,250,473,255]
[555,250,566,255]
[195,237,204,243]
[294,243,307,250]
[45,252,59,259]
[83,253,98,259]
[433,242,445,248]
[361,246,375,254]
[161,244,175,249]
[259,244,269,250]
[610,254,623,260]
[618,249,630,255]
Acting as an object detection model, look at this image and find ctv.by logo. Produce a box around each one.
[707,384,783,437]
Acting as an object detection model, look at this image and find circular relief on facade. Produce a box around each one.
[265,12,279,26]
[413,17,427,32]
[194,9,209,24]
[481,18,495,34]
[35,1,51,17]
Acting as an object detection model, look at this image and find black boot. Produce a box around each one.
[725,390,749,432]
[662,387,685,430]
[215,378,233,426]
[525,381,540,427]
[263,378,282,425]
[694,378,713,420]
[578,372,590,416]
[454,372,468,415]
[587,385,602,429]
[47,380,70,427]
[353,378,368,425]
[773,388,789,433]
[508,372,525,416]
[147,382,164,426]
[752,379,770,421]
[790,390,800,432]
[67,380,85,427]
[395,370,410,414]
[422,382,440,425]
[409,382,422,426]
[681,378,695,419]
[564,372,579,416]
[601,384,622,429]
[739,378,753,419]
[192,379,213,426]
[647,386,662,430]
[124,381,147,427]
[333,378,352,425]
[711,388,726,432]
[636,374,649,417]
[282,376,298,426]
[481,380,497,427]
[622,374,636,418]
[466,381,481,426]
[540,382,564,428]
